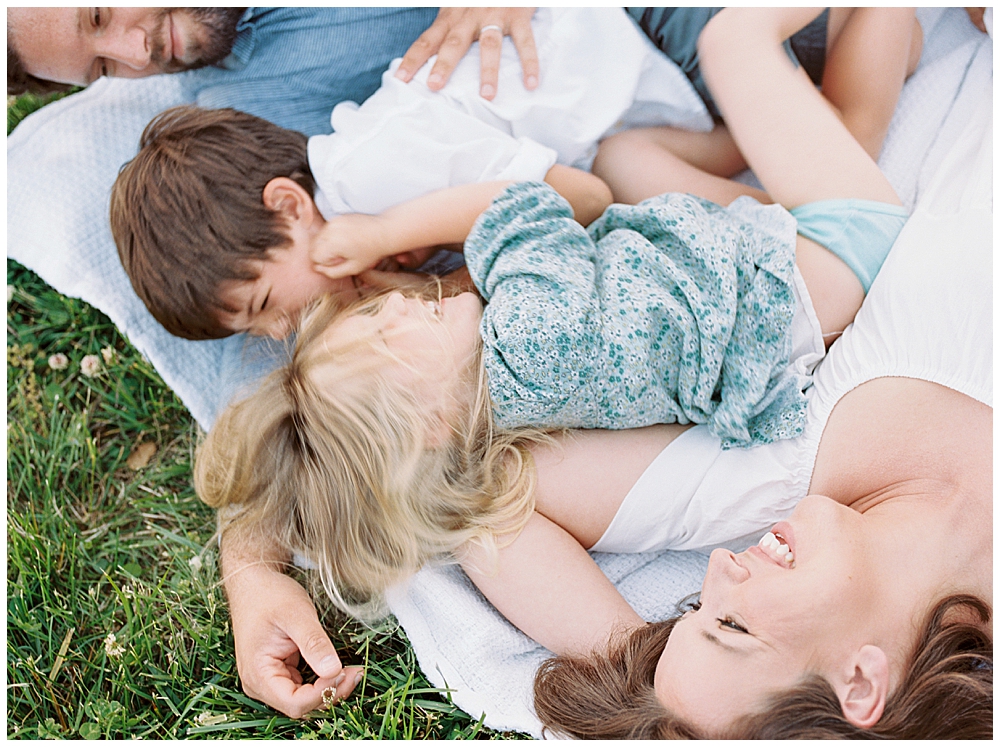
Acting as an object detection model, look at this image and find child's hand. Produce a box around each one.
[311,213,391,280]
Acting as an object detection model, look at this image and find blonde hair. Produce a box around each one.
[195,289,541,619]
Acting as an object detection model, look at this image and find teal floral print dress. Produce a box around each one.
[464,182,810,448]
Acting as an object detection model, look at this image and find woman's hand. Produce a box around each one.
[225,559,363,718]
[394,8,539,100]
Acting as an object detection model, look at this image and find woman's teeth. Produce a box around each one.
[423,300,441,317]
[759,531,794,565]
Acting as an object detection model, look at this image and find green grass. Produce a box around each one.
[7,95,521,740]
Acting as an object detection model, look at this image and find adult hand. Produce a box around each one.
[227,562,363,718]
[394,8,539,100]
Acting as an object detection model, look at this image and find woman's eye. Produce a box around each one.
[719,617,749,634]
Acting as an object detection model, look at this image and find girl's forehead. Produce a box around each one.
[321,308,382,344]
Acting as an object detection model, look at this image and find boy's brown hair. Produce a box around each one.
[110,105,316,340]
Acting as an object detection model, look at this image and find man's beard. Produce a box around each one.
[155,7,247,73]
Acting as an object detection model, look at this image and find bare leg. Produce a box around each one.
[698,8,901,208]
[822,8,921,160]
[625,122,748,178]
[595,9,919,206]
[592,126,768,206]
[697,8,902,341]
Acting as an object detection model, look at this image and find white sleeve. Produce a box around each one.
[307,77,557,218]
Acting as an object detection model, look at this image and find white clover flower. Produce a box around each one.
[48,353,69,371]
[322,686,339,709]
[104,633,125,659]
[188,555,203,574]
[6,285,14,304]
[101,346,115,364]
[80,354,101,378]
[194,712,228,727]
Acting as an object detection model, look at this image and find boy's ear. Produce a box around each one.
[834,644,889,730]
[262,177,316,225]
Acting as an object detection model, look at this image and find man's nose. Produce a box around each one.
[97,26,152,71]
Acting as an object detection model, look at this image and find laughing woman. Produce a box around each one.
[527,8,991,738]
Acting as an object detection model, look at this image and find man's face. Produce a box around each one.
[8,7,244,87]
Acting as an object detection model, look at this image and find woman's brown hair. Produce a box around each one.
[534,594,992,739]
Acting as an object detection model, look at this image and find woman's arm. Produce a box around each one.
[461,511,644,656]
[462,425,688,655]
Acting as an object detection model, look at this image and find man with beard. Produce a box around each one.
[7,8,541,125]
[7,4,539,719]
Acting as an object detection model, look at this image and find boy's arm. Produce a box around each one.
[311,170,611,280]
[311,181,513,279]
[221,525,362,718]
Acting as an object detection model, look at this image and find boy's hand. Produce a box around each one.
[227,563,362,718]
[395,8,539,100]
[311,213,391,280]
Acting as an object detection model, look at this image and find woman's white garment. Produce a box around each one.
[593,96,993,555]
[306,7,711,218]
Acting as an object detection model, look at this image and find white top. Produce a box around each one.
[306,7,711,218]
[593,95,993,555]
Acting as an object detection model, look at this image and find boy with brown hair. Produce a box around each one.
[110,103,612,341]
[111,107,323,340]
[112,7,718,341]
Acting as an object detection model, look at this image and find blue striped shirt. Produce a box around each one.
[178,7,439,136]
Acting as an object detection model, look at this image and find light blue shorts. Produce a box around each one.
[791,199,909,292]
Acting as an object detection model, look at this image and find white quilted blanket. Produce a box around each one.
[6,7,991,737]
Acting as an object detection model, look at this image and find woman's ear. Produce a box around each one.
[835,644,889,729]
[262,177,315,225]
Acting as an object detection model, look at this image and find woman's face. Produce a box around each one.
[653,494,880,734]
[318,291,484,420]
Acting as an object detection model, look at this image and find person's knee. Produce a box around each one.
[592,129,652,182]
